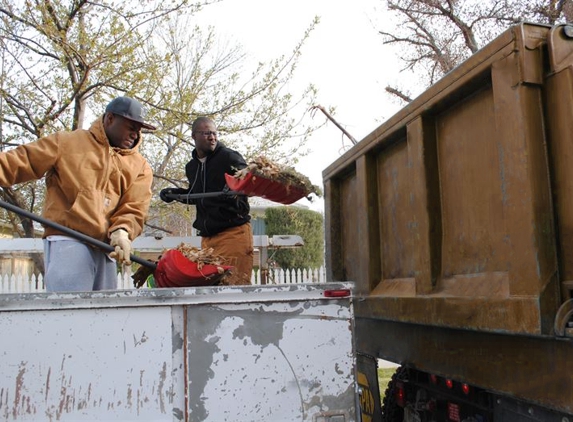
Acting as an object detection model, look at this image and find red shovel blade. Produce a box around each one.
[154,249,233,288]
[225,173,308,205]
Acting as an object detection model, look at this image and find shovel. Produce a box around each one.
[165,174,311,205]
[0,199,232,288]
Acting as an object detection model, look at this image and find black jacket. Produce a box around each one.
[182,142,251,237]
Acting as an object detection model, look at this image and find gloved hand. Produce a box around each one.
[160,187,195,205]
[160,188,176,203]
[109,229,132,265]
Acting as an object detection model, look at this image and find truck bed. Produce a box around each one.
[0,283,355,421]
[323,22,573,414]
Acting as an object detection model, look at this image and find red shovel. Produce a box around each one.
[0,199,232,288]
[163,174,312,205]
[224,173,310,205]
[153,249,231,288]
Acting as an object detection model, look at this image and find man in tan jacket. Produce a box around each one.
[0,96,154,292]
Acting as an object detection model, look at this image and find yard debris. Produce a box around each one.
[175,244,229,272]
[170,244,232,286]
[228,156,322,204]
[131,243,231,288]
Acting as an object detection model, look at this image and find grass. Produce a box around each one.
[378,367,396,401]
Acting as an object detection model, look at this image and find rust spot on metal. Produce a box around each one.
[133,331,149,347]
[13,362,26,419]
[45,367,51,401]
[158,362,167,413]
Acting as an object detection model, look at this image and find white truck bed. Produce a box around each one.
[0,283,356,421]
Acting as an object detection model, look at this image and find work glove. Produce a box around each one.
[159,188,177,203]
[109,229,132,265]
[160,187,195,205]
[221,185,237,198]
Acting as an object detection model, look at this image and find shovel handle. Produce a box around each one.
[0,199,156,270]
[166,191,243,203]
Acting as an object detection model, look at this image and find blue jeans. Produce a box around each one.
[43,239,118,292]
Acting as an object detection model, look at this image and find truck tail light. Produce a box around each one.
[462,383,470,395]
[323,289,351,297]
[395,381,406,407]
[445,379,454,389]
[430,374,438,384]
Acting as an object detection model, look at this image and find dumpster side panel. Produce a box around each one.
[323,21,573,416]
[377,139,416,282]
[0,306,185,421]
[545,26,573,299]
[436,87,507,279]
[186,299,355,422]
[0,284,355,421]
[325,23,559,335]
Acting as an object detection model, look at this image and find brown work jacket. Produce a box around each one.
[0,116,152,242]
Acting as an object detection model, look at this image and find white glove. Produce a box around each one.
[109,229,132,265]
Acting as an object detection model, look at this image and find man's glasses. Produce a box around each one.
[195,131,218,137]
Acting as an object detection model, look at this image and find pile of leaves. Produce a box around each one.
[176,244,229,271]
[132,243,230,288]
[233,156,322,197]
[176,243,232,285]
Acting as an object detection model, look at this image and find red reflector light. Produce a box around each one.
[324,289,351,298]
[445,379,454,389]
[430,374,438,384]
[462,383,470,395]
[395,382,405,407]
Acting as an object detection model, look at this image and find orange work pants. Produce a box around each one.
[201,222,254,285]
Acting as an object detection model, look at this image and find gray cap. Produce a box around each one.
[105,96,157,131]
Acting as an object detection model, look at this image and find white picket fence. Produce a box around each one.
[0,266,327,294]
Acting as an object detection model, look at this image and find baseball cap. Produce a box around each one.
[105,96,157,131]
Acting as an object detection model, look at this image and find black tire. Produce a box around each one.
[381,366,407,422]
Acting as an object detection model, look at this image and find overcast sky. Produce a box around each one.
[198,0,407,211]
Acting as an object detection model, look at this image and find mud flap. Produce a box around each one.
[356,352,382,422]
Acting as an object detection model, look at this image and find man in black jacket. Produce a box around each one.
[160,117,253,285]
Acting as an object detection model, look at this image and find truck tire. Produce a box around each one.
[381,366,406,422]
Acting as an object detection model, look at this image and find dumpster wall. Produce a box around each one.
[324,23,573,336]
[0,283,355,422]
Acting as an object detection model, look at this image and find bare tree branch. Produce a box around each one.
[385,86,413,103]
[378,0,571,96]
